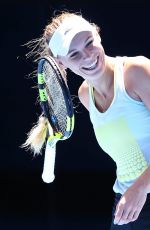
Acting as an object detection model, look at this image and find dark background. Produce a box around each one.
[0,0,150,229]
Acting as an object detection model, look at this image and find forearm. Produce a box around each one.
[133,166,150,193]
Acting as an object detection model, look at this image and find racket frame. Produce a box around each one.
[37,56,74,139]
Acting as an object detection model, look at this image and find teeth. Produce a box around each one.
[84,59,97,70]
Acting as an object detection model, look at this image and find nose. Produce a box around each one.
[82,48,91,59]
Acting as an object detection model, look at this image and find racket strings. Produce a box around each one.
[43,62,68,135]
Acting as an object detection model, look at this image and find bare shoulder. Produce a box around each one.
[124,55,150,75]
[78,80,89,110]
[123,55,150,102]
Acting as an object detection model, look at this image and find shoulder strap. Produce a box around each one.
[114,56,126,94]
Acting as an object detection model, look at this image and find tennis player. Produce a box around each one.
[24,11,150,229]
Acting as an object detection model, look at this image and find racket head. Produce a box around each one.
[37,56,74,140]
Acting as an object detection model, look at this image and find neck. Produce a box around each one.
[88,55,115,96]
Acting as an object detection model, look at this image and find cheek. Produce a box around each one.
[69,66,80,75]
[67,61,80,72]
[68,64,83,77]
[56,57,67,69]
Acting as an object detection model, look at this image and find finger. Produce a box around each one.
[130,204,143,222]
[121,208,131,220]
[127,210,135,221]
[117,209,131,225]
[118,206,142,225]
[131,210,140,222]
[114,204,124,224]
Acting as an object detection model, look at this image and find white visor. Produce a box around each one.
[49,16,95,57]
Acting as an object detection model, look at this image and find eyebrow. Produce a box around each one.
[68,35,92,55]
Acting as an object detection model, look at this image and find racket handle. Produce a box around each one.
[42,141,56,183]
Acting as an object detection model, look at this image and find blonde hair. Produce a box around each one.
[22,11,100,155]
[22,115,48,155]
[25,11,100,62]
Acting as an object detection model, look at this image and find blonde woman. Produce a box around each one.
[23,11,150,229]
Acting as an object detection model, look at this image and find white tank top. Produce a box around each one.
[88,56,150,194]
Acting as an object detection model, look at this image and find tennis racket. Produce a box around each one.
[37,56,74,183]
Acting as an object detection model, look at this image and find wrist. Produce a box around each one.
[134,166,150,193]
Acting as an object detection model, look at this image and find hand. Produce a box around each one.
[114,185,147,225]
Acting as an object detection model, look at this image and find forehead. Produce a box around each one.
[68,31,94,51]
[57,30,98,63]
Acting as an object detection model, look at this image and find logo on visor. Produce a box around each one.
[64,28,72,35]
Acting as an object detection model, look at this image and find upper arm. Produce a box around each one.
[78,80,89,111]
[125,56,150,110]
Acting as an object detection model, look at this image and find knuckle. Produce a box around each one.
[131,217,138,221]
[121,216,127,221]
[120,220,128,225]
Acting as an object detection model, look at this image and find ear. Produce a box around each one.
[95,31,101,43]
[54,57,67,70]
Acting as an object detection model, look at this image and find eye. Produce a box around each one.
[85,39,93,47]
[69,51,79,59]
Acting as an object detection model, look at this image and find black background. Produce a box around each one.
[0,0,150,229]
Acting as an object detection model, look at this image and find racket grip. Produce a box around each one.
[42,141,56,183]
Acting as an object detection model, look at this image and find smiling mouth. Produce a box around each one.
[82,57,98,70]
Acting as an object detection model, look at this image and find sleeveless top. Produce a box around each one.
[88,56,150,194]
